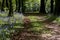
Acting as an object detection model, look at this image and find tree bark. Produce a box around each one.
[50,0,53,13]
[22,0,25,13]
[1,0,5,11]
[17,0,20,12]
[8,0,13,17]
[54,0,60,16]
[40,0,46,14]
[6,0,9,8]
[0,1,1,9]
[16,0,22,13]
[15,0,18,12]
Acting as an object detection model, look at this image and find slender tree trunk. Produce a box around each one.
[1,0,5,11]
[0,2,1,10]
[15,0,18,12]
[16,0,21,13]
[40,0,45,14]
[50,0,53,13]
[22,0,25,13]
[54,0,60,16]
[8,0,13,17]
[6,0,9,8]
[20,0,22,13]
[18,0,20,12]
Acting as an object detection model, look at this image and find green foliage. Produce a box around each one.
[54,17,60,24]
[0,0,59,40]
[24,0,40,12]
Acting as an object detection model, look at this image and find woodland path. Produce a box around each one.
[11,16,60,40]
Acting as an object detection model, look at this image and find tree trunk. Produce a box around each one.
[50,0,53,13]
[22,0,25,13]
[16,0,22,13]
[17,0,20,12]
[40,0,45,14]
[15,0,18,12]
[8,0,13,17]
[1,0,5,11]
[0,1,1,10]
[54,0,60,16]
[6,0,9,8]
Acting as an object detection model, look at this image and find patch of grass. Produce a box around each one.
[55,17,60,24]
[0,20,5,24]
[13,26,23,28]
[26,15,51,34]
[0,13,8,17]
[28,16,37,21]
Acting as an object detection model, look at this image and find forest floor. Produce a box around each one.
[11,24,60,40]
[0,12,60,40]
[11,15,60,40]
